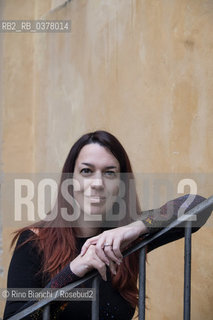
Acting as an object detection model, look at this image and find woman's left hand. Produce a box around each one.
[80,221,148,265]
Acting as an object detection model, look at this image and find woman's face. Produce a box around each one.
[73,143,120,221]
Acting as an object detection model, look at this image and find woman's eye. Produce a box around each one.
[80,168,92,175]
[80,169,117,178]
[104,171,116,177]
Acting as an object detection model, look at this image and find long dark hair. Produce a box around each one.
[11,130,141,307]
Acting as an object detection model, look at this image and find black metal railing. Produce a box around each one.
[8,196,213,320]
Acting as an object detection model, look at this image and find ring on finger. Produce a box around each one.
[103,243,112,248]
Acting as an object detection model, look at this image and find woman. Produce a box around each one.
[3,130,211,320]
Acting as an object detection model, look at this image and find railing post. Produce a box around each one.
[91,275,100,320]
[184,221,192,320]
[42,304,50,320]
[139,246,146,320]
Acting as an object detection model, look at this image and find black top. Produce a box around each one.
[3,194,212,320]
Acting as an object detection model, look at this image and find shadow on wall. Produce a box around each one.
[41,0,72,19]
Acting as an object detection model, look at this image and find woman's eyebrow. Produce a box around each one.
[81,162,118,169]
[81,162,94,167]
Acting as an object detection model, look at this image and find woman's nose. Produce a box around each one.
[91,174,104,189]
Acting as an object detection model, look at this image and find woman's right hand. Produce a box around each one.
[70,244,117,281]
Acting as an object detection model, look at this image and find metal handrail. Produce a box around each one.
[7,195,213,320]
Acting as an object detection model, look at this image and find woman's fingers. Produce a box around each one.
[80,237,120,267]
[92,258,107,281]
[109,259,118,276]
[93,258,118,280]
[80,230,128,268]
[111,238,123,260]
[82,222,143,259]
[82,235,123,265]
[82,245,108,281]
[97,234,123,263]
[72,243,121,281]
[93,250,117,279]
[102,245,122,265]
[80,236,99,256]
[95,237,113,265]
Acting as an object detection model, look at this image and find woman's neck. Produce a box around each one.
[74,227,102,238]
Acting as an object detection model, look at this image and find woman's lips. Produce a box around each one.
[86,196,106,203]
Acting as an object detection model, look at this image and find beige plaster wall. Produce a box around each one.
[1,0,213,319]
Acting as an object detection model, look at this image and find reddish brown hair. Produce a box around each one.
[11,130,142,308]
